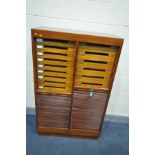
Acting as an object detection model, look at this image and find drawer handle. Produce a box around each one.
[38,64,43,68]
[37,70,43,73]
[37,52,43,56]
[38,75,43,79]
[36,45,43,49]
[36,38,43,42]
[38,86,44,89]
[37,58,43,62]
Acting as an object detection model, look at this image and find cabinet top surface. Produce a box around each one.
[32,26,123,40]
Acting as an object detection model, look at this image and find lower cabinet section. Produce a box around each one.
[70,90,108,130]
[36,94,71,128]
[36,91,109,138]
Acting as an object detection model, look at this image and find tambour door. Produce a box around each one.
[37,94,71,128]
[35,37,76,95]
[71,43,118,131]
[70,90,108,130]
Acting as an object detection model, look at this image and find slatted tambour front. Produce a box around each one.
[75,43,117,90]
[71,91,108,130]
[37,95,71,128]
[35,38,75,95]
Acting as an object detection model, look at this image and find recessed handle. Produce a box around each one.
[37,58,43,62]
[38,64,43,68]
[36,38,43,42]
[88,88,93,97]
[37,52,43,56]
[37,70,43,73]
[36,45,43,49]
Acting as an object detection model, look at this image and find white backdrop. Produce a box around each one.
[26,0,129,116]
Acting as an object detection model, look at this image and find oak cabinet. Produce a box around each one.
[31,27,124,138]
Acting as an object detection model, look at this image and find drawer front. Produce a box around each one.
[35,38,76,95]
[71,90,108,130]
[75,43,117,90]
[36,95,71,128]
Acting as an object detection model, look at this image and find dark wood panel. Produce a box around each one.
[38,112,69,128]
[36,95,71,128]
[38,106,70,114]
[70,90,108,130]
[38,126,99,138]
[36,94,71,108]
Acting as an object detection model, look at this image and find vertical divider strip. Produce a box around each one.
[68,41,79,129]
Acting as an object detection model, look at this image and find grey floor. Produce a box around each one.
[26,114,129,155]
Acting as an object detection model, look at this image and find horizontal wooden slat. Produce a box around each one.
[78,54,115,62]
[38,54,73,61]
[76,70,112,77]
[43,76,70,83]
[44,82,69,88]
[43,41,75,48]
[37,87,72,94]
[79,45,117,53]
[75,84,109,89]
[36,47,74,56]
[41,66,73,73]
[77,68,112,75]
[75,76,110,85]
[76,62,114,70]
[38,60,74,67]
[78,50,116,58]
[38,72,72,77]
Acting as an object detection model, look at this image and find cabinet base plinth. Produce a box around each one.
[38,126,100,139]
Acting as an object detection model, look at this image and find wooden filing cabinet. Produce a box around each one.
[31,27,124,138]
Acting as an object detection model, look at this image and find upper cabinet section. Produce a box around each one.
[75,43,117,91]
[31,27,123,94]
